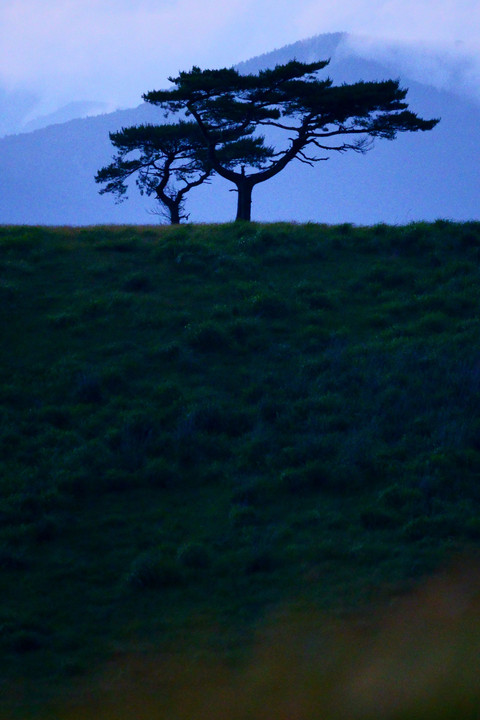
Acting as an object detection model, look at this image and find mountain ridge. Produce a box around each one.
[0,32,478,225]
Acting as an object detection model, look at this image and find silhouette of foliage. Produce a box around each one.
[95,121,212,223]
[144,60,439,220]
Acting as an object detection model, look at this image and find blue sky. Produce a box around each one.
[0,0,479,118]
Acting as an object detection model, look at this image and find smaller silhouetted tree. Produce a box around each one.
[95,121,212,224]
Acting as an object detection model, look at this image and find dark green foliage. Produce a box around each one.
[229,504,259,528]
[8,628,48,654]
[280,462,333,493]
[122,271,152,292]
[2,221,480,714]
[176,541,211,570]
[186,321,232,351]
[244,547,277,574]
[248,290,291,318]
[127,548,183,589]
[0,547,28,570]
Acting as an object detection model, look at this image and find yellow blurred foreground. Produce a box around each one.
[41,559,480,719]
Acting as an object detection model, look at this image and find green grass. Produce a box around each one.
[2,220,480,717]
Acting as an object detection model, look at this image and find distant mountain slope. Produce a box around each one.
[21,101,112,133]
[0,33,479,225]
[0,104,161,225]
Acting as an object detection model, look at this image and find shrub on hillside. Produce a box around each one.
[186,321,231,351]
[176,541,211,570]
[127,549,183,590]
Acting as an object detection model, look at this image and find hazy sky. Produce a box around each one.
[1,0,479,117]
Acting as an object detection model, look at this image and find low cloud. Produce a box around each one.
[0,0,479,128]
[296,0,480,44]
[338,34,480,104]
[0,0,255,111]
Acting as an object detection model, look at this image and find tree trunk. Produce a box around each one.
[169,203,181,224]
[156,188,181,224]
[235,178,253,222]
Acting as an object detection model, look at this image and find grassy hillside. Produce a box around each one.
[2,220,480,718]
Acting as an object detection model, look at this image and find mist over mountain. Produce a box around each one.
[0,33,478,225]
[20,101,113,133]
[238,33,480,106]
[0,93,114,138]
[0,87,40,138]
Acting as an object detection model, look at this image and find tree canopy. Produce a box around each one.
[95,121,212,224]
[143,60,440,221]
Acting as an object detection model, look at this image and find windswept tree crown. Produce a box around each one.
[143,59,439,221]
[144,60,438,155]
